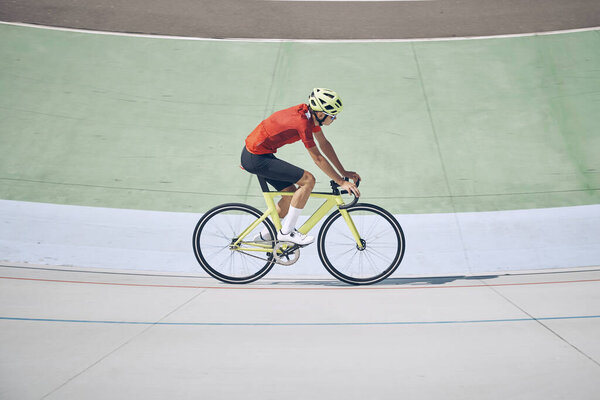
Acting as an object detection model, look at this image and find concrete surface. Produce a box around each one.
[1,264,599,399]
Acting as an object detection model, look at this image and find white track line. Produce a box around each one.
[1,21,598,43]
[269,0,433,2]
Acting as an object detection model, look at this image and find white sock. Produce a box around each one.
[281,206,302,234]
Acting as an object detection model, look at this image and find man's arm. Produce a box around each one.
[307,145,344,185]
[314,131,345,174]
[313,130,361,183]
[307,145,360,196]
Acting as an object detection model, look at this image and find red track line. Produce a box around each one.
[1,275,599,290]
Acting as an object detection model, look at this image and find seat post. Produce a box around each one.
[257,176,270,193]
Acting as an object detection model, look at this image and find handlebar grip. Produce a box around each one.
[339,194,359,210]
[337,178,360,209]
[339,178,360,195]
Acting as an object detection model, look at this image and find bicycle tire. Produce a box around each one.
[192,203,277,284]
[317,203,405,285]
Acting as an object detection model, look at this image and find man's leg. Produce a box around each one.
[276,184,297,219]
[256,183,297,242]
[290,171,315,209]
[279,171,316,244]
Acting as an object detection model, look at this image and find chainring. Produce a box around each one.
[273,242,300,266]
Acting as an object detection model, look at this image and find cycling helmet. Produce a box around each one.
[308,88,343,116]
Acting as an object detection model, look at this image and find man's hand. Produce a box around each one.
[340,180,360,197]
[343,170,361,184]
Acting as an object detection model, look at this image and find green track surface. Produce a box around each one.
[1,24,599,213]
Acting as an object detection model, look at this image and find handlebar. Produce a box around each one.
[330,178,360,210]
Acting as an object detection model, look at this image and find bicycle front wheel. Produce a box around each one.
[317,203,405,285]
[193,203,277,284]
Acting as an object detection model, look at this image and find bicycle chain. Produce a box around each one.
[236,241,300,266]
[237,250,272,263]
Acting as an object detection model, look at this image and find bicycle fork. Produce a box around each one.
[338,208,365,250]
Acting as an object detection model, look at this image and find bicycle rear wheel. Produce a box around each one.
[317,203,405,285]
[193,203,277,284]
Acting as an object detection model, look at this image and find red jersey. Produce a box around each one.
[245,104,321,154]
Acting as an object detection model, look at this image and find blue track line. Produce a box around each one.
[1,315,599,327]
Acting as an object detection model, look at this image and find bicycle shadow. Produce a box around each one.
[267,274,500,287]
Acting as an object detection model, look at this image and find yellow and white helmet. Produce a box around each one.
[308,88,343,115]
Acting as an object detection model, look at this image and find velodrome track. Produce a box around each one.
[1,1,600,399]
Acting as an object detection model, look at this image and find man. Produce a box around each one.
[241,88,360,245]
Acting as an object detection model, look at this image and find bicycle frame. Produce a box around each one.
[232,190,362,250]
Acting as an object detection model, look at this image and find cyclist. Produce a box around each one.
[241,88,360,246]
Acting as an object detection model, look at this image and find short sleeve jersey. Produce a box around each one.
[245,104,321,154]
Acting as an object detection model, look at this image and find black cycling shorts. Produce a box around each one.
[241,146,304,191]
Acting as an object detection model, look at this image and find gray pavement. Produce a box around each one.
[1,0,600,39]
[1,263,599,399]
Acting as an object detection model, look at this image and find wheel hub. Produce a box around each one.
[357,238,366,251]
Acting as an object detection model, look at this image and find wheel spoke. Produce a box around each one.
[364,249,384,273]
[205,244,231,260]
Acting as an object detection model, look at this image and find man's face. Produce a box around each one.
[316,112,336,126]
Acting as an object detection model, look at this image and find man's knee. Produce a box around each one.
[297,171,315,188]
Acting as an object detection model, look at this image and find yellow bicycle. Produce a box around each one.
[192,177,405,285]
